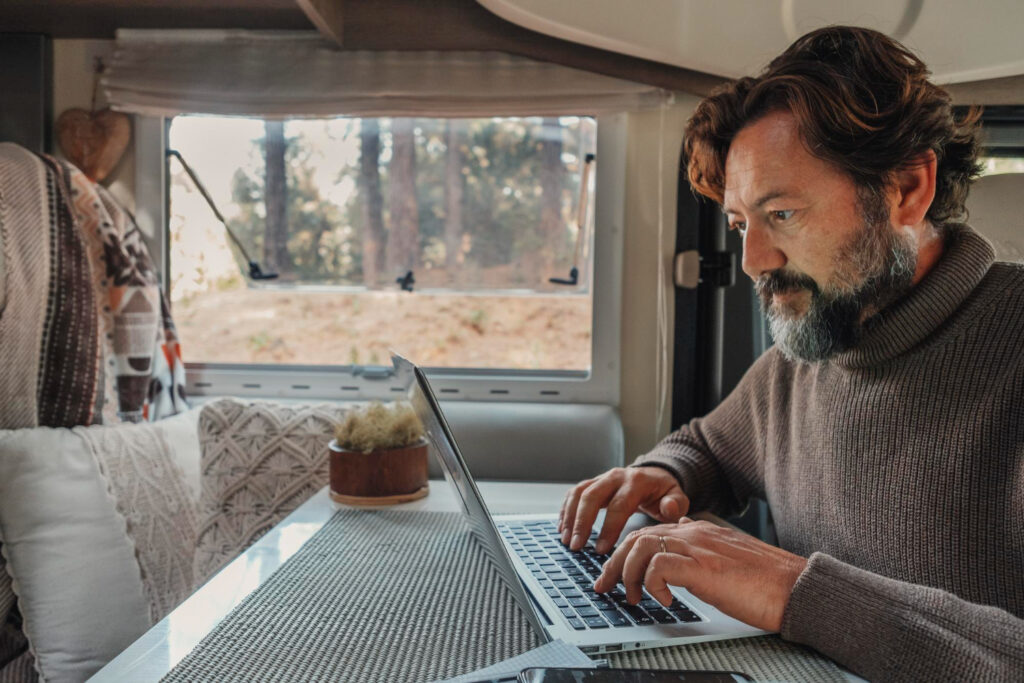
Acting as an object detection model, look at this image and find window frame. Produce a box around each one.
[136,113,626,406]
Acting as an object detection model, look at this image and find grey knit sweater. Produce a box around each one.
[636,226,1024,681]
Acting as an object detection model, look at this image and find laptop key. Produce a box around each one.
[575,606,600,618]
[567,617,586,631]
[552,597,568,608]
[545,588,562,598]
[568,597,590,608]
[669,609,702,623]
[647,609,677,624]
[560,607,577,619]
[560,588,583,599]
[622,605,654,625]
[584,616,609,629]
[605,611,630,627]
[595,600,618,611]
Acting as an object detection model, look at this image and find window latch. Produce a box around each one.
[352,365,395,380]
[674,250,736,289]
[396,271,415,292]
[549,266,579,286]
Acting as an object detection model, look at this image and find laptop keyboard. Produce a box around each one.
[497,520,702,631]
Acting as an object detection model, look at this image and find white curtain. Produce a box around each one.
[103,30,667,118]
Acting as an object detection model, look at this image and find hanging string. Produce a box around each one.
[90,57,105,113]
[654,91,674,442]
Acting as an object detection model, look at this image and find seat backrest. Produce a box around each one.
[965,172,1024,262]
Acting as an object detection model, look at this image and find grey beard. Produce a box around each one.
[761,225,919,364]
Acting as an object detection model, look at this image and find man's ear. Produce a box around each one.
[892,150,937,227]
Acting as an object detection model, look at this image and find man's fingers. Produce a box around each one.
[593,487,643,554]
[559,479,594,544]
[620,534,661,603]
[593,528,645,592]
[644,549,697,607]
[659,495,682,521]
[558,478,593,535]
[569,478,620,550]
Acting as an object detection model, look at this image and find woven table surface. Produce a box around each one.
[162,509,846,682]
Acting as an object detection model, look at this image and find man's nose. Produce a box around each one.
[741,223,786,280]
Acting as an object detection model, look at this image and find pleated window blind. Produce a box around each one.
[103,30,666,118]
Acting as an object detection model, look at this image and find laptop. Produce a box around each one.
[393,353,767,655]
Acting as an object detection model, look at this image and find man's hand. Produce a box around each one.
[593,519,808,632]
[557,467,690,554]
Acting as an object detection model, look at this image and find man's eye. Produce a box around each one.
[770,210,795,221]
[728,221,747,233]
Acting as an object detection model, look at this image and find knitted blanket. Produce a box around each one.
[0,142,187,427]
[0,143,98,428]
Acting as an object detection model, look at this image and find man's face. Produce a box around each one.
[722,110,918,362]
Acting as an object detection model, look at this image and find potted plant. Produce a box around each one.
[328,401,429,505]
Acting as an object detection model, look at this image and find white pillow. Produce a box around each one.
[0,417,199,682]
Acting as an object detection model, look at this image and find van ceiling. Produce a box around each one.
[2,1,314,37]
[5,0,1021,102]
[2,0,724,95]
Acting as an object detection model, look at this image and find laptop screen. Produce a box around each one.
[393,353,552,643]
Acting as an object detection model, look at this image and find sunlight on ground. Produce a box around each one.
[172,286,592,370]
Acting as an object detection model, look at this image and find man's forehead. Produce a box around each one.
[722,111,833,212]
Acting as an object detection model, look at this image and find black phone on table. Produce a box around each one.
[517,667,753,682]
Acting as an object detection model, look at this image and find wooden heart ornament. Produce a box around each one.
[55,108,131,182]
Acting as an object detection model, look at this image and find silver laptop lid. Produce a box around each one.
[393,353,552,643]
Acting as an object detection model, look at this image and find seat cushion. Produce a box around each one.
[194,398,349,582]
[0,418,198,681]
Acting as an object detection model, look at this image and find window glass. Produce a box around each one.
[168,116,596,371]
[978,155,1024,176]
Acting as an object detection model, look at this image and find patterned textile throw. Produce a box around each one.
[0,142,187,427]
[0,143,98,429]
[194,398,350,582]
[65,158,187,423]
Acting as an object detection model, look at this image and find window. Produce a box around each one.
[976,106,1024,176]
[162,114,624,402]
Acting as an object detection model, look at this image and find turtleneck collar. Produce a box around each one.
[830,225,995,369]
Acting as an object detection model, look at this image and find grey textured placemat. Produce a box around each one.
[163,509,845,682]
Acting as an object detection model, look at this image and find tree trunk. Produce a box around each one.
[263,120,290,277]
[443,119,465,283]
[359,119,386,286]
[538,117,564,283]
[386,117,420,276]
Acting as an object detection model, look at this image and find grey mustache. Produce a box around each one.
[756,271,819,297]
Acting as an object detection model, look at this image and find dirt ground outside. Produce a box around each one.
[172,286,593,370]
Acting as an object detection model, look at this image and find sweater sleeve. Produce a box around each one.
[631,349,782,517]
[782,552,1024,681]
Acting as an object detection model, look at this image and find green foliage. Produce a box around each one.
[227,117,592,288]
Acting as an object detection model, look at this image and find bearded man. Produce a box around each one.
[559,26,1024,680]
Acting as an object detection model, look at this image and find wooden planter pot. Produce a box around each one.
[328,438,429,505]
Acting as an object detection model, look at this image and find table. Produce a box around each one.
[89,480,574,682]
[91,480,860,682]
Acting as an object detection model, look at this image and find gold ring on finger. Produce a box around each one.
[659,536,667,554]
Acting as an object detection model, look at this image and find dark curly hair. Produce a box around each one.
[685,26,983,232]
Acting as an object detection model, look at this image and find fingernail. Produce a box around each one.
[596,540,610,554]
[571,534,582,550]
[561,530,570,545]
